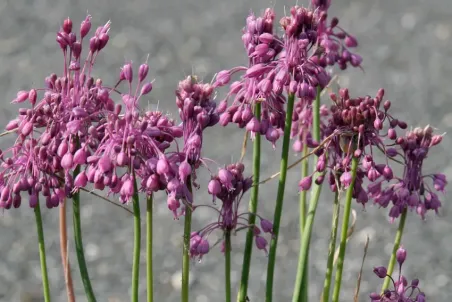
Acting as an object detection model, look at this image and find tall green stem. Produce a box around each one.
[331,157,359,302]
[35,202,51,302]
[321,192,340,302]
[237,102,261,302]
[73,165,97,301]
[182,176,194,302]
[147,194,154,302]
[381,209,407,292]
[131,176,141,302]
[265,93,296,302]
[225,230,232,302]
[292,86,323,302]
[298,144,309,302]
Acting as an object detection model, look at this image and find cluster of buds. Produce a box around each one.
[189,163,273,259]
[176,76,219,165]
[370,246,426,301]
[369,126,446,220]
[214,9,285,145]
[0,16,115,209]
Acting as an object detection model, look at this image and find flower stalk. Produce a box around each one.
[225,230,232,302]
[331,156,359,302]
[237,102,261,302]
[59,200,75,302]
[147,194,154,302]
[321,192,340,302]
[35,201,51,302]
[292,87,323,302]
[182,176,194,302]
[131,175,141,302]
[381,208,408,292]
[73,164,97,301]
[265,92,296,302]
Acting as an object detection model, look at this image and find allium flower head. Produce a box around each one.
[0,16,115,209]
[370,247,426,301]
[176,75,219,165]
[84,61,183,206]
[190,162,272,259]
[370,125,446,220]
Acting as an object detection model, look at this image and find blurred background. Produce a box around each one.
[0,0,451,301]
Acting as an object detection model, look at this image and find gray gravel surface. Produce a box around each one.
[0,0,451,301]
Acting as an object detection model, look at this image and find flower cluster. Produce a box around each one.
[370,246,426,302]
[0,16,115,209]
[189,163,273,259]
[214,8,285,145]
[369,126,446,220]
[176,75,219,166]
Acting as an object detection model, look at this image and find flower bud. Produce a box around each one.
[141,82,153,95]
[396,246,407,265]
[98,155,113,173]
[74,171,88,187]
[255,236,268,253]
[208,179,221,195]
[373,266,387,278]
[298,176,312,191]
[260,219,273,234]
[80,15,92,38]
[179,161,192,183]
[61,153,73,169]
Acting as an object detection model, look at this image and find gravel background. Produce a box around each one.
[0,0,451,301]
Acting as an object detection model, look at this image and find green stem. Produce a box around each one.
[265,93,296,302]
[225,230,232,302]
[321,192,340,302]
[34,202,51,302]
[237,102,261,302]
[381,209,407,292]
[292,86,323,302]
[182,176,194,302]
[298,144,309,302]
[147,194,154,302]
[73,165,97,302]
[131,175,141,302]
[331,157,359,302]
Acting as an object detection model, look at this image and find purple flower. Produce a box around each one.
[370,126,446,220]
[370,247,426,301]
[189,162,271,259]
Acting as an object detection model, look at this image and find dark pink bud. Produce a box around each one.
[246,117,260,133]
[156,158,170,175]
[138,63,149,82]
[388,128,397,140]
[167,195,180,218]
[265,127,280,146]
[396,246,407,265]
[57,141,69,157]
[122,63,133,83]
[141,82,153,95]
[1,187,10,202]
[215,70,231,86]
[218,169,233,190]
[345,35,358,47]
[146,174,160,192]
[367,167,381,182]
[74,171,88,187]
[245,63,267,78]
[80,16,92,38]
[74,149,88,165]
[98,33,109,50]
[21,121,33,136]
[98,155,113,173]
[383,165,393,180]
[369,292,381,300]
[386,148,398,157]
[219,112,231,126]
[63,18,73,34]
[398,120,407,129]
[117,152,129,167]
[179,161,192,183]
[299,176,312,191]
[208,179,221,195]
[197,239,209,255]
[89,36,99,52]
[340,171,352,188]
[260,219,273,234]
[259,33,273,44]
[61,153,73,169]
[373,118,383,130]
[6,119,19,131]
[430,135,443,146]
[373,266,387,278]
[255,236,268,253]
[350,54,362,67]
